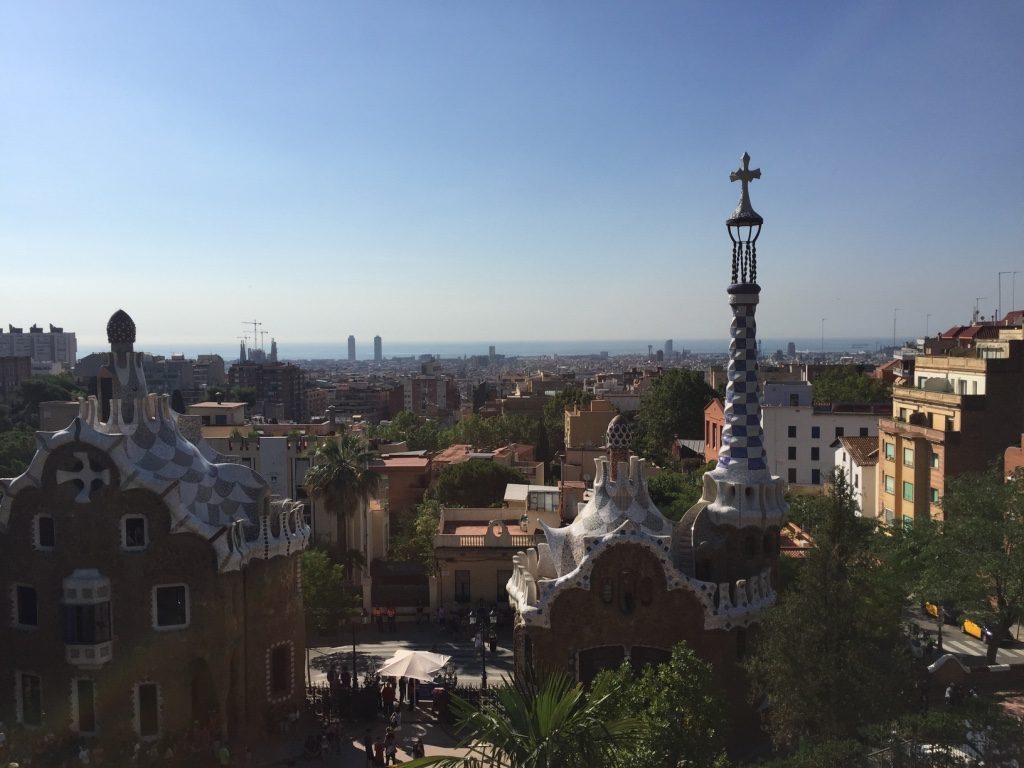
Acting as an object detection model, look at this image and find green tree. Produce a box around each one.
[744,468,913,749]
[428,459,527,508]
[390,500,441,570]
[916,466,1024,664]
[811,366,890,403]
[301,549,357,635]
[633,369,715,464]
[0,430,36,478]
[593,643,729,768]
[405,673,644,768]
[370,411,447,452]
[3,374,84,429]
[304,434,380,555]
[647,466,709,521]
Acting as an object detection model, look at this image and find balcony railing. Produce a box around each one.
[434,532,541,549]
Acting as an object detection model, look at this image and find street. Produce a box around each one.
[908,607,1024,665]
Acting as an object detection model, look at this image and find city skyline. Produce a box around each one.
[3,2,1022,348]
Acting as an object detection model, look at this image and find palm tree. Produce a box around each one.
[303,433,380,561]
[404,673,645,768]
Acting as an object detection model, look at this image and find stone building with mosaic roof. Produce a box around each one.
[506,154,788,744]
[0,310,310,749]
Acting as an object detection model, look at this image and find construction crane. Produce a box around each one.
[242,320,262,351]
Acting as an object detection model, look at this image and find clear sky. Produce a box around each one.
[2,1,1022,352]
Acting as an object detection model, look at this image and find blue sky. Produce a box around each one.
[2,2,1022,351]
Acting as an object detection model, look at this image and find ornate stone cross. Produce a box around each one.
[729,152,761,213]
[57,451,111,503]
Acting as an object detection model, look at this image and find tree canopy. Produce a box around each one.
[811,366,890,403]
[428,459,527,508]
[304,433,380,553]
[593,643,729,768]
[301,548,356,635]
[633,369,715,464]
[390,500,441,570]
[913,466,1024,663]
[646,465,711,521]
[405,673,645,768]
[745,469,914,749]
[0,430,35,478]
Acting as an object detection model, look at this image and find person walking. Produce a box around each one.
[386,605,396,632]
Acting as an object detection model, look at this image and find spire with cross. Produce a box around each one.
[726,152,763,285]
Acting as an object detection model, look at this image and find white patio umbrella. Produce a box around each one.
[376,649,452,682]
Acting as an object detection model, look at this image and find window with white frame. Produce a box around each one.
[152,585,189,629]
[122,515,148,550]
[34,514,55,550]
[16,671,42,726]
[13,584,37,628]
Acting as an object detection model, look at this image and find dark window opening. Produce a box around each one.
[138,683,159,737]
[63,603,111,644]
[811,426,820,439]
[16,585,37,627]
[270,645,291,695]
[787,425,796,438]
[787,468,797,483]
[20,673,42,726]
[787,446,796,460]
[37,517,55,548]
[155,586,188,627]
[76,679,96,733]
[124,517,147,548]
[835,427,845,438]
[812,468,821,485]
[454,571,471,603]
[859,427,869,437]
[811,447,819,461]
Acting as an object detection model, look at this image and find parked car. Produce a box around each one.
[962,619,1014,646]
[924,600,962,625]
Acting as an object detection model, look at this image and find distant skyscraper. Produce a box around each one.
[787,341,796,357]
[647,344,653,357]
[238,339,247,364]
[664,339,673,356]
[348,335,356,361]
[270,338,278,363]
[373,335,382,361]
[488,345,496,363]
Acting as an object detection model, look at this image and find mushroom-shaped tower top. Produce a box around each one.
[606,413,632,450]
[106,309,136,346]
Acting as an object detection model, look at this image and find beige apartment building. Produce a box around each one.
[877,337,1024,523]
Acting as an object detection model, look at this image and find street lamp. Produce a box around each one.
[470,608,497,689]
[349,608,369,689]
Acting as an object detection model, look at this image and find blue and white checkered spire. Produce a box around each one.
[714,285,771,480]
[701,154,787,527]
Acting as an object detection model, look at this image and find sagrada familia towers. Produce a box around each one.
[507,153,788,742]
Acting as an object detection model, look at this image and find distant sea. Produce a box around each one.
[78,338,892,361]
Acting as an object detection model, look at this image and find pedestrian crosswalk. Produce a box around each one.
[936,636,1024,663]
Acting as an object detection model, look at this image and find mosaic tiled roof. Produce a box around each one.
[542,455,670,577]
